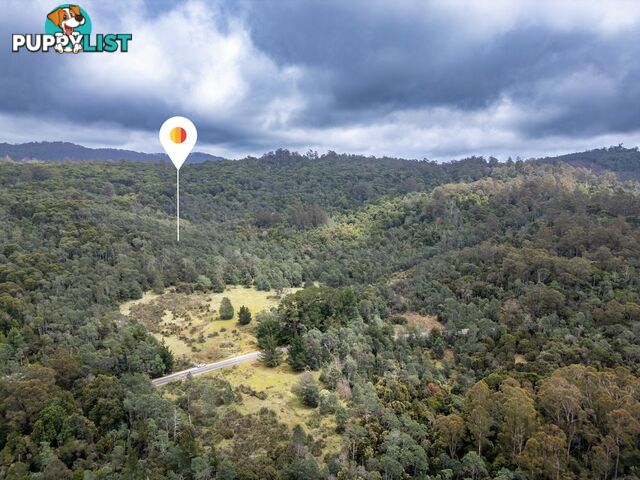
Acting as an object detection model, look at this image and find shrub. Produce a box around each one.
[318,390,339,414]
[219,297,234,320]
[292,372,320,408]
[238,305,252,325]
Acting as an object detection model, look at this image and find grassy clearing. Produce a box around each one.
[123,286,341,456]
[393,311,443,336]
[120,290,159,316]
[202,361,342,456]
[120,286,300,365]
[515,353,528,364]
[435,348,455,369]
[403,312,443,332]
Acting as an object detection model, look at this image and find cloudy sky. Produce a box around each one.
[3,0,640,160]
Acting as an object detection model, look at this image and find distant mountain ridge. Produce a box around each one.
[0,141,225,163]
[2,142,639,180]
[536,146,640,180]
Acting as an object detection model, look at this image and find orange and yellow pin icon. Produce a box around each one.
[170,127,187,144]
[160,117,196,169]
[159,117,198,241]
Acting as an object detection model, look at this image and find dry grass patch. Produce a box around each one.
[120,286,300,366]
[394,311,443,336]
[515,353,527,364]
[202,361,341,456]
[404,312,443,331]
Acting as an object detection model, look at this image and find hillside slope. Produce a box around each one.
[0,141,225,163]
[537,145,640,180]
[0,151,638,479]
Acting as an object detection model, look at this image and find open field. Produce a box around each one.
[120,286,300,365]
[202,361,342,456]
[403,312,443,331]
[393,311,443,336]
[128,286,342,457]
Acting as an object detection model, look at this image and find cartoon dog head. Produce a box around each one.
[47,5,85,36]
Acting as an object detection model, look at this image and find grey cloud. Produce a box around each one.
[1,0,639,159]
[244,0,640,138]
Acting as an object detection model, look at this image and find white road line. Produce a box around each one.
[152,351,261,386]
[152,332,428,387]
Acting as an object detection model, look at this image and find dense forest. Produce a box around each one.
[0,148,639,479]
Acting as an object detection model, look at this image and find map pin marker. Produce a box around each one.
[160,116,197,242]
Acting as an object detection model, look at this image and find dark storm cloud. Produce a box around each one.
[242,0,640,138]
[517,57,640,138]
[0,1,258,149]
[1,55,248,149]
[1,0,640,158]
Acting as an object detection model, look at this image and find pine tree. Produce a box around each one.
[335,406,348,433]
[219,297,234,320]
[260,335,281,367]
[215,458,237,480]
[292,372,320,407]
[237,305,252,325]
[287,335,307,371]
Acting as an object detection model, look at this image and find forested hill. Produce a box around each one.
[0,141,225,163]
[0,150,639,479]
[536,145,640,180]
[3,141,640,180]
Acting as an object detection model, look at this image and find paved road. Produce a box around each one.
[152,351,260,386]
[152,331,428,387]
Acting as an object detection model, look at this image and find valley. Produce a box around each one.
[120,286,300,366]
[1,150,639,479]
